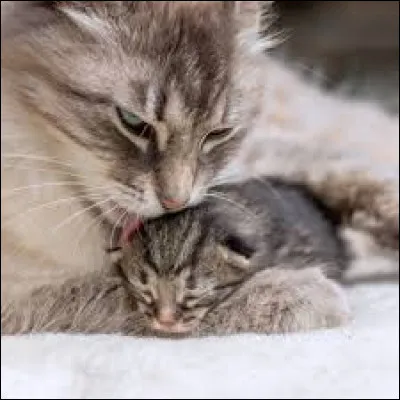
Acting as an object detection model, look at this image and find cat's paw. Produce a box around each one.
[309,171,399,251]
[269,271,351,333]
[232,267,350,334]
[202,268,350,336]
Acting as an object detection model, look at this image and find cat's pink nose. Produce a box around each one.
[160,197,187,211]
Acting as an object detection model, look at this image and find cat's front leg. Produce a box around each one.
[199,267,350,336]
[305,171,399,251]
[1,274,148,336]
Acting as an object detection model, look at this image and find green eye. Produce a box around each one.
[117,106,142,126]
[116,106,153,140]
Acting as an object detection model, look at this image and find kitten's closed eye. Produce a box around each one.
[137,289,155,306]
[115,106,155,150]
[139,269,148,285]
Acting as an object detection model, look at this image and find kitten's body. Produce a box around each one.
[1,1,398,311]
[2,178,350,336]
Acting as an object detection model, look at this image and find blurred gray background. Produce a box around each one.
[267,1,399,114]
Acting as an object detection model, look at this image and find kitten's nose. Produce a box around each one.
[157,308,176,326]
[160,197,188,211]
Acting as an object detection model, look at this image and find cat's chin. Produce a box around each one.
[104,200,164,244]
[100,204,140,245]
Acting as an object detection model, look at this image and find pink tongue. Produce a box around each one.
[120,217,142,245]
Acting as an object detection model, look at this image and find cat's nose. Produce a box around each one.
[160,197,188,211]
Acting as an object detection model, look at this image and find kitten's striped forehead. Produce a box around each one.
[140,210,208,275]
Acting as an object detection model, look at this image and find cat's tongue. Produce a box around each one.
[120,216,142,245]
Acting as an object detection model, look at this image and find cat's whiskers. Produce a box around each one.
[209,175,242,186]
[51,196,115,235]
[204,192,257,219]
[72,201,121,260]
[1,194,107,270]
[0,181,107,199]
[210,165,244,185]
[0,163,98,181]
[113,182,143,199]
[1,188,110,227]
[206,176,300,221]
[109,207,129,249]
[253,176,300,220]
[193,172,243,199]
[1,153,82,170]
[1,153,107,180]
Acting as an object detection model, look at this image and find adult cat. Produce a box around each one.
[1,2,270,301]
[1,2,398,306]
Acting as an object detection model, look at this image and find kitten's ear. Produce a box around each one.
[217,244,251,270]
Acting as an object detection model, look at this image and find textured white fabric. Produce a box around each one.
[2,283,398,399]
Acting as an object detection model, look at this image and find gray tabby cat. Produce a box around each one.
[2,178,350,336]
[1,1,267,302]
[2,1,398,323]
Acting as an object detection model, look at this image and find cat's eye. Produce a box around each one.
[201,127,234,153]
[182,315,197,323]
[116,106,154,143]
[223,235,255,260]
[117,107,142,126]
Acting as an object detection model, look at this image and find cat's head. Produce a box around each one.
[110,203,261,335]
[2,1,275,233]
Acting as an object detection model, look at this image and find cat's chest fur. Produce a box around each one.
[1,82,108,297]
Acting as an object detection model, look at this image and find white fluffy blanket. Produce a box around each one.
[2,281,398,399]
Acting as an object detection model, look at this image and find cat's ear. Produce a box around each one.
[234,1,263,32]
[233,1,279,50]
[54,2,112,39]
[1,1,109,41]
[1,1,60,40]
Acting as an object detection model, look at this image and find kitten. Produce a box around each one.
[2,178,350,336]
[113,177,350,336]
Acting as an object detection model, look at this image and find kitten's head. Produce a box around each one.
[3,1,274,235]
[110,204,260,335]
